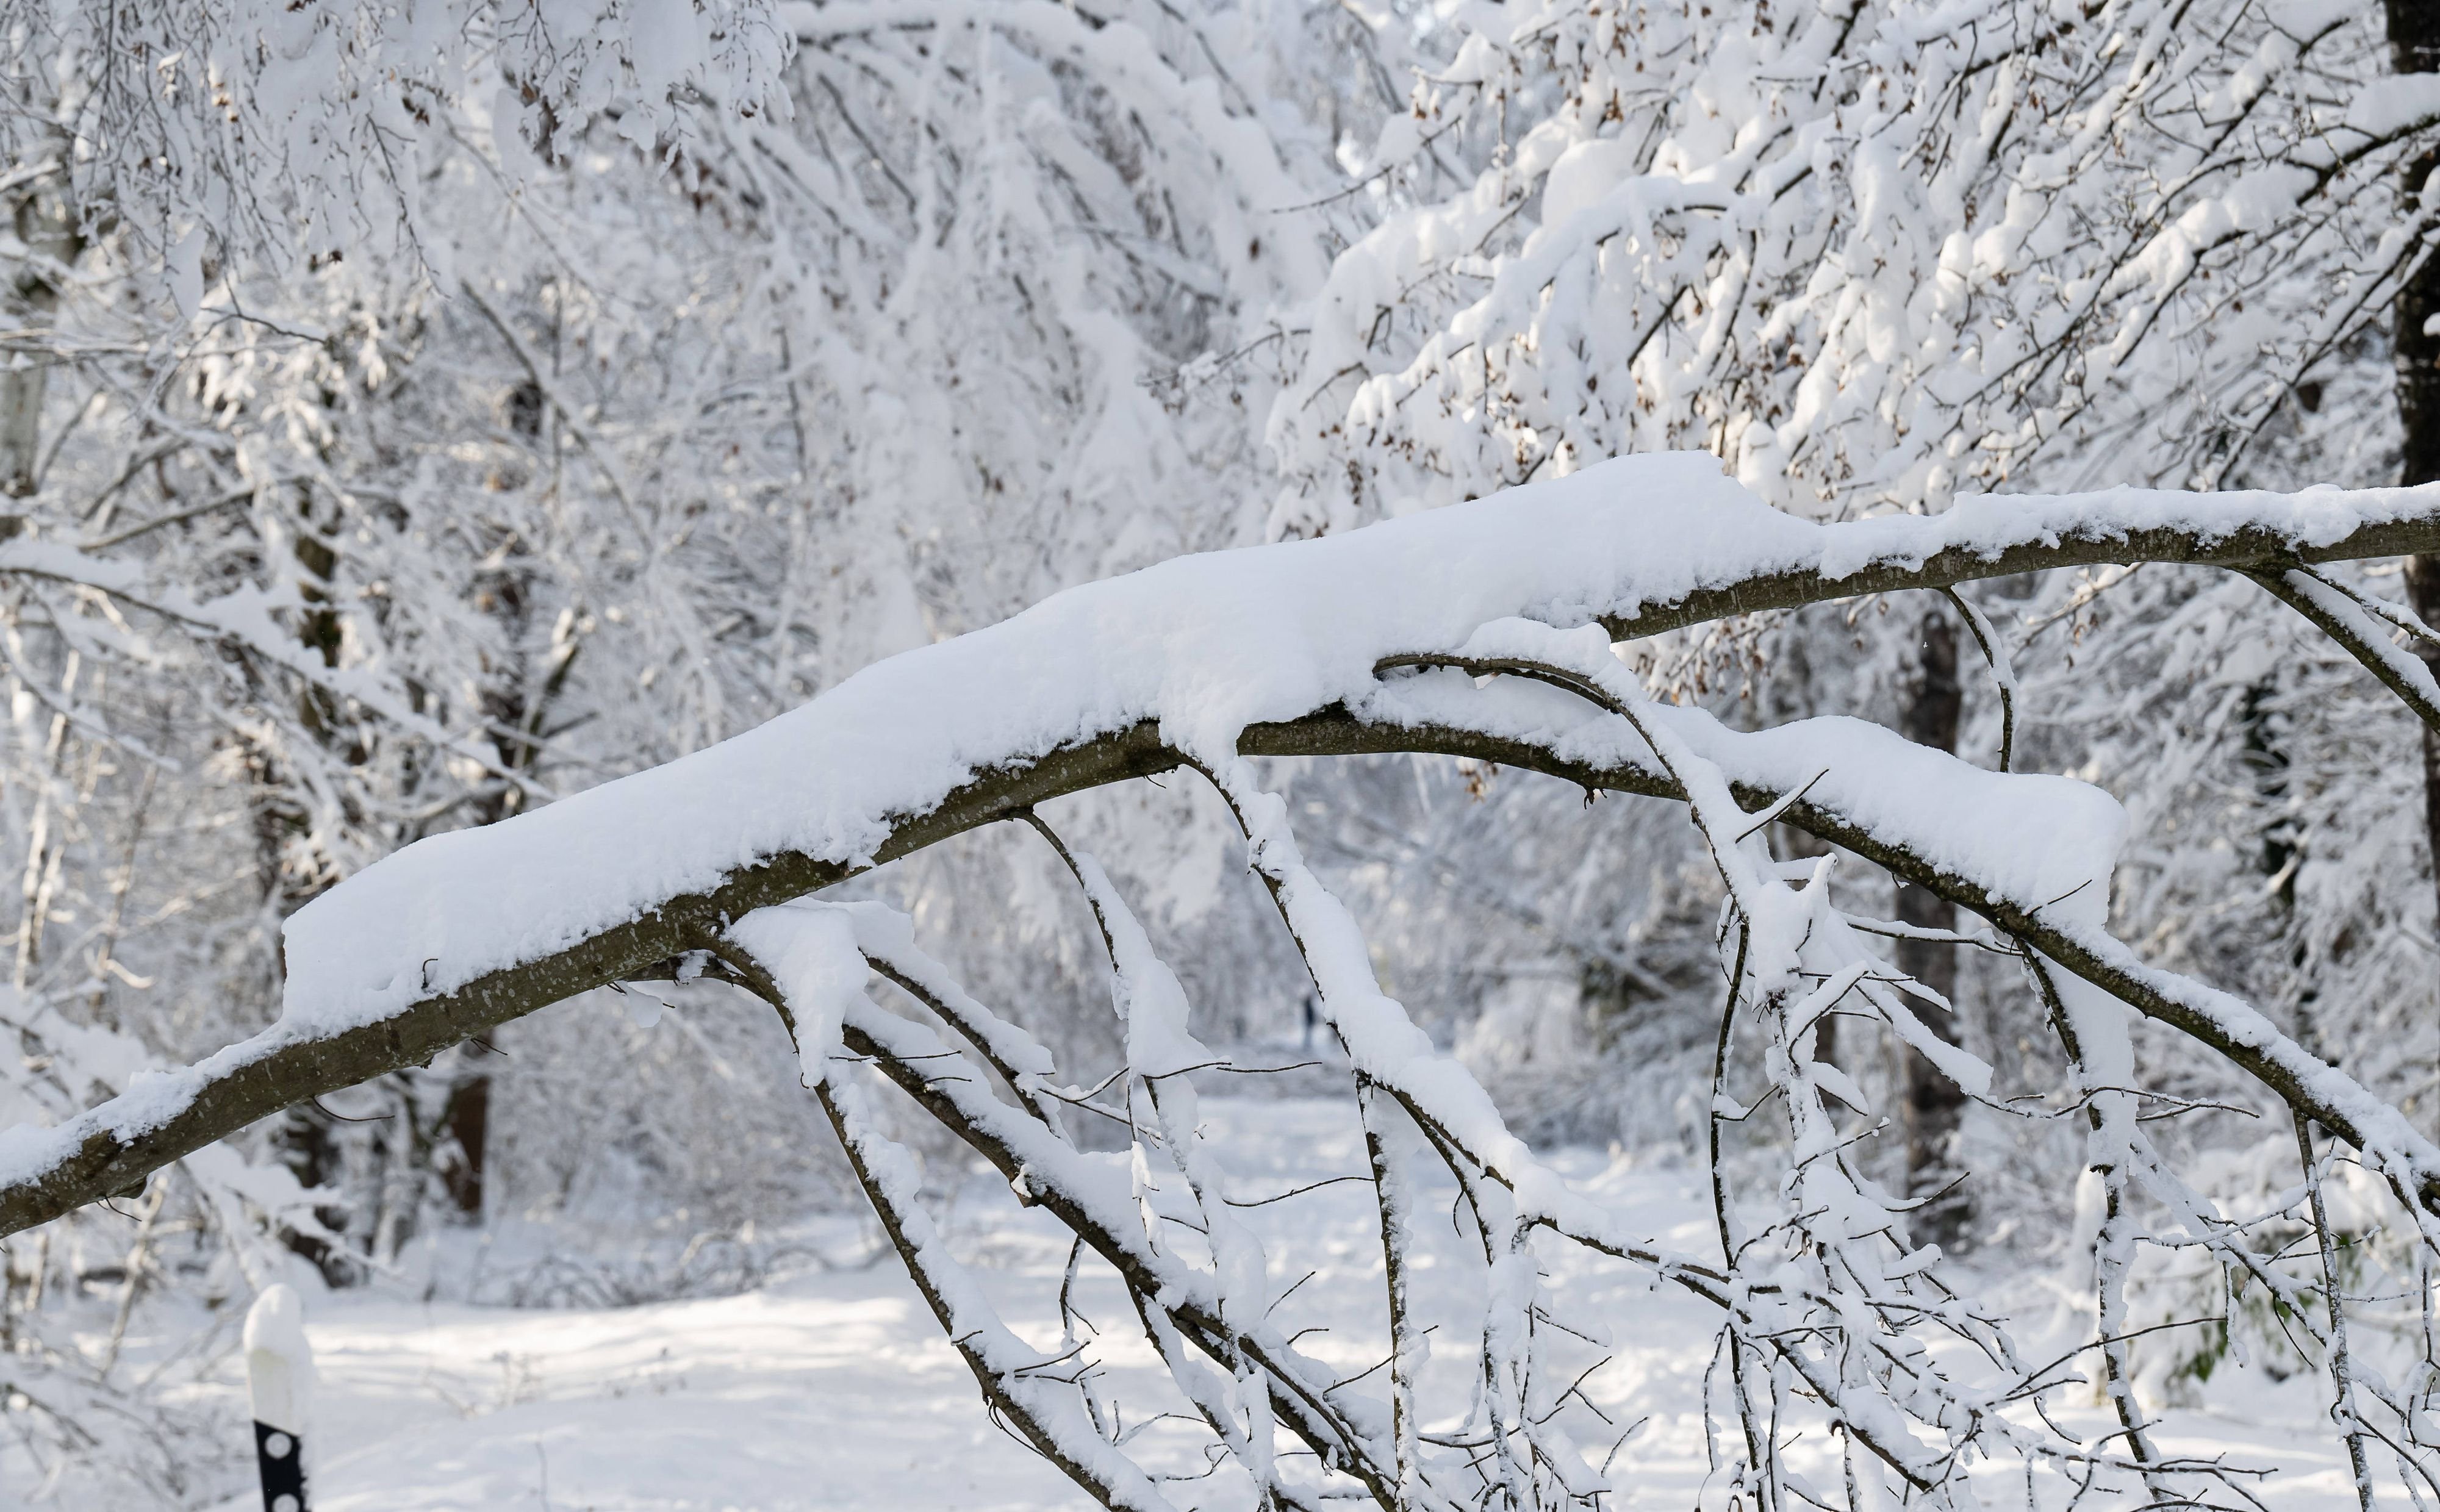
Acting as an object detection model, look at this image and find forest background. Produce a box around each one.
[2,0,2439,1502]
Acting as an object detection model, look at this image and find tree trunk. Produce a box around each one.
[1897,612,1971,1247]
[2413,558,2440,898]
[2392,0,2440,928]
[437,1055,490,1217]
[0,186,82,498]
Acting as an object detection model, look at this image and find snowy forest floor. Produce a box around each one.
[181,1095,2377,1511]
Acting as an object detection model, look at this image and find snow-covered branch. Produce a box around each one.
[3,456,2438,1242]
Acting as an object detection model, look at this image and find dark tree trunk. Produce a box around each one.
[437,1061,490,1216]
[2413,558,2440,895]
[0,187,82,500]
[2392,0,2440,928]
[1897,613,1971,1247]
[270,1105,360,1287]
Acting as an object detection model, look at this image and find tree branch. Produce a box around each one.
[5,487,2439,1238]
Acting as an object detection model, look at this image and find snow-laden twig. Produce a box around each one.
[2021,952,2166,1503]
[724,906,1185,1512]
[712,903,1428,1507]
[1940,586,2017,773]
[2245,566,2440,734]
[2299,1116,2381,1512]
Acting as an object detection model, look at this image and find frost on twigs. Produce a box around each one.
[13,457,2440,1507]
[1271,0,2440,532]
[693,484,2438,1503]
[0,0,795,274]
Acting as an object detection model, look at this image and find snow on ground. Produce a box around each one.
[191,1095,2376,1510]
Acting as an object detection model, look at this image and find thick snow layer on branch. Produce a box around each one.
[275,454,2430,1039]
[1364,664,2125,922]
[725,906,868,1085]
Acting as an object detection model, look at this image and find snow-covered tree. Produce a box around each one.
[9,454,2440,1508]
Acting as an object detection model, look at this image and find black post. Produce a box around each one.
[254,1419,309,1512]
